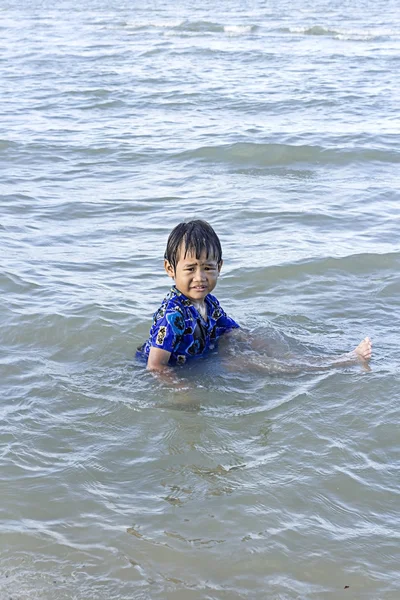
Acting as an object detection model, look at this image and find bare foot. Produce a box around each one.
[354,337,372,362]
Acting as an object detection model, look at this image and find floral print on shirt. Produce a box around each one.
[137,286,239,365]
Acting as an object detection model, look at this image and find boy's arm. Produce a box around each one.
[147,346,191,391]
[147,347,176,385]
[147,347,171,371]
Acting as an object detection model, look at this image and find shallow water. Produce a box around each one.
[1,0,399,598]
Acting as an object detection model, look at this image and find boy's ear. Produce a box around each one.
[164,260,175,279]
[218,259,223,274]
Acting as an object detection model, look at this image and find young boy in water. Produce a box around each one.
[138,220,240,370]
[138,220,372,373]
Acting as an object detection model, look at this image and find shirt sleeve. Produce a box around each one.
[148,306,186,353]
[215,311,240,332]
[208,295,240,333]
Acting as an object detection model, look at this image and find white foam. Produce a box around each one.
[124,19,183,30]
[334,27,397,41]
[224,25,253,35]
[287,25,398,40]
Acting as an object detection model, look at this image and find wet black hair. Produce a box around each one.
[164,220,222,272]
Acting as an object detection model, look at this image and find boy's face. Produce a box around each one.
[164,247,222,303]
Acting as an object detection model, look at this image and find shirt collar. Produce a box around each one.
[171,285,211,311]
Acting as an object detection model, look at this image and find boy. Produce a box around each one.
[137,220,240,371]
[137,220,372,373]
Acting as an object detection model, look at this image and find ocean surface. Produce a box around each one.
[1,0,399,598]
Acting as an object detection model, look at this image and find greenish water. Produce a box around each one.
[1,0,399,598]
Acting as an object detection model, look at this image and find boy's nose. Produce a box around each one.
[193,268,206,280]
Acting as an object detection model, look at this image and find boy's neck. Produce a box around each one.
[172,286,207,319]
[192,299,207,320]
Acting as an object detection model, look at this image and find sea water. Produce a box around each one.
[1,0,399,598]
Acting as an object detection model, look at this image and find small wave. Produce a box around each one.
[334,32,383,41]
[174,20,223,33]
[246,251,400,280]
[123,19,257,35]
[282,25,395,41]
[123,19,183,31]
[224,25,257,35]
[290,25,336,36]
[172,21,257,35]
[175,142,399,168]
[0,140,18,151]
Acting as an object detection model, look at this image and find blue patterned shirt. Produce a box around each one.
[137,286,240,365]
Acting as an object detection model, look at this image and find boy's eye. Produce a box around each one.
[184,265,217,272]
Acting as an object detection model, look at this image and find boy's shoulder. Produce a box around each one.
[167,287,192,310]
[153,287,188,321]
[172,287,194,302]
[206,293,226,320]
[206,292,221,308]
